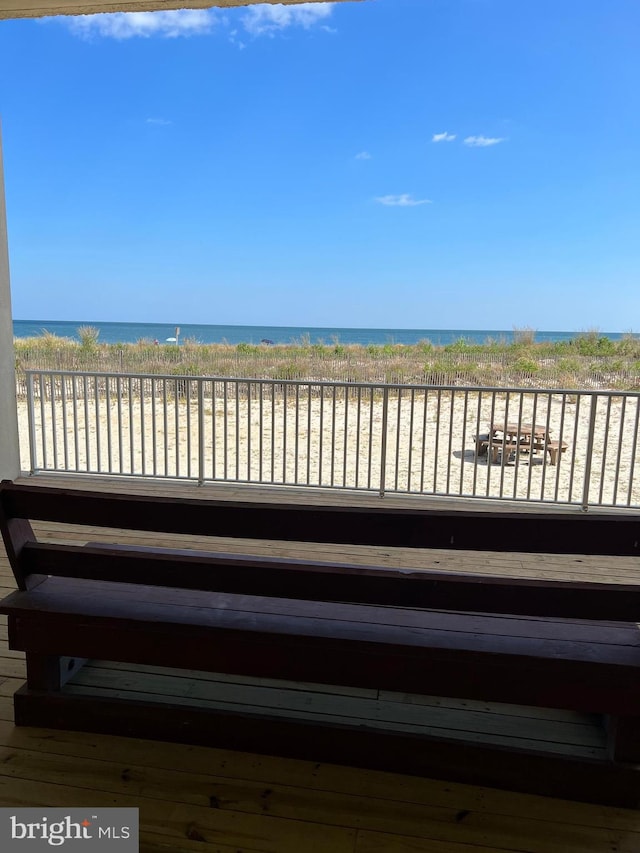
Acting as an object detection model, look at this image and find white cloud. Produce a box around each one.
[242,3,334,37]
[463,135,506,147]
[432,132,456,143]
[228,28,246,50]
[355,151,372,160]
[65,10,216,40]
[376,194,432,207]
[61,3,333,42]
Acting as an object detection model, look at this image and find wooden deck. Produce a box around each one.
[1,474,640,852]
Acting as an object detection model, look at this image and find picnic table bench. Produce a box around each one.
[476,424,569,465]
[2,480,640,806]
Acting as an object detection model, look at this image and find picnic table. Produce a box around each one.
[476,423,567,465]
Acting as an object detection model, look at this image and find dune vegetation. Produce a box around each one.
[13,326,640,391]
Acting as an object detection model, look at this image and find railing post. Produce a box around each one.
[26,371,37,475]
[379,385,389,497]
[198,378,205,485]
[581,394,599,512]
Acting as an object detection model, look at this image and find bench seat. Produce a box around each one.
[5,573,640,805]
[5,575,640,713]
[490,439,569,465]
[2,480,640,806]
[474,433,491,456]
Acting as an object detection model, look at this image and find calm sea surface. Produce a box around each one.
[12,320,627,347]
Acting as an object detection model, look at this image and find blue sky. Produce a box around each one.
[1,0,639,331]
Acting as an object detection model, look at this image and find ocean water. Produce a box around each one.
[11,319,627,347]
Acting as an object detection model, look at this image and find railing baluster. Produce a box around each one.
[379,386,389,497]
[49,373,59,471]
[332,382,338,486]
[162,378,168,477]
[599,395,614,505]
[497,391,511,499]
[18,370,640,510]
[319,387,324,487]
[458,390,469,496]
[61,374,69,471]
[105,376,112,474]
[355,386,362,489]
[94,374,101,473]
[612,395,626,505]
[234,379,240,482]
[582,395,599,511]
[486,391,497,498]
[433,390,442,494]
[445,390,455,495]
[26,372,37,474]
[186,379,192,479]
[540,392,553,502]
[175,377,180,478]
[343,385,349,488]
[471,390,482,497]
[626,397,640,506]
[151,378,158,477]
[84,375,91,472]
[567,393,581,504]
[247,381,253,483]
[395,387,403,491]
[406,388,415,492]
[368,386,374,490]
[197,379,205,484]
[126,376,134,474]
[292,383,299,484]
[212,380,217,481]
[420,389,429,494]
[554,392,567,504]
[306,384,312,486]
[259,381,264,483]
[115,376,122,474]
[525,392,536,501]
[283,383,288,484]
[138,377,147,477]
[38,373,47,471]
[270,381,275,484]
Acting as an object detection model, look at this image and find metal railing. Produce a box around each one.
[20,370,640,509]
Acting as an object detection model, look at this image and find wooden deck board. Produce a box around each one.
[62,662,606,757]
[1,475,640,851]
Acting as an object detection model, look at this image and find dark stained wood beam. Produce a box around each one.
[3,481,640,555]
[16,540,640,621]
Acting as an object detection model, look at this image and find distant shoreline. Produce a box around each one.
[12,319,634,348]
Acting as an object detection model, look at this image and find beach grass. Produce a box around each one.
[13,329,640,391]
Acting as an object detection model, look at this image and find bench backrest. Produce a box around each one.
[1,480,639,621]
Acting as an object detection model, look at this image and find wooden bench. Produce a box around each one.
[490,441,523,464]
[2,480,640,806]
[474,433,491,456]
[490,439,569,465]
[546,439,569,465]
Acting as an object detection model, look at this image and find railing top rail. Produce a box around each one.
[22,369,640,400]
